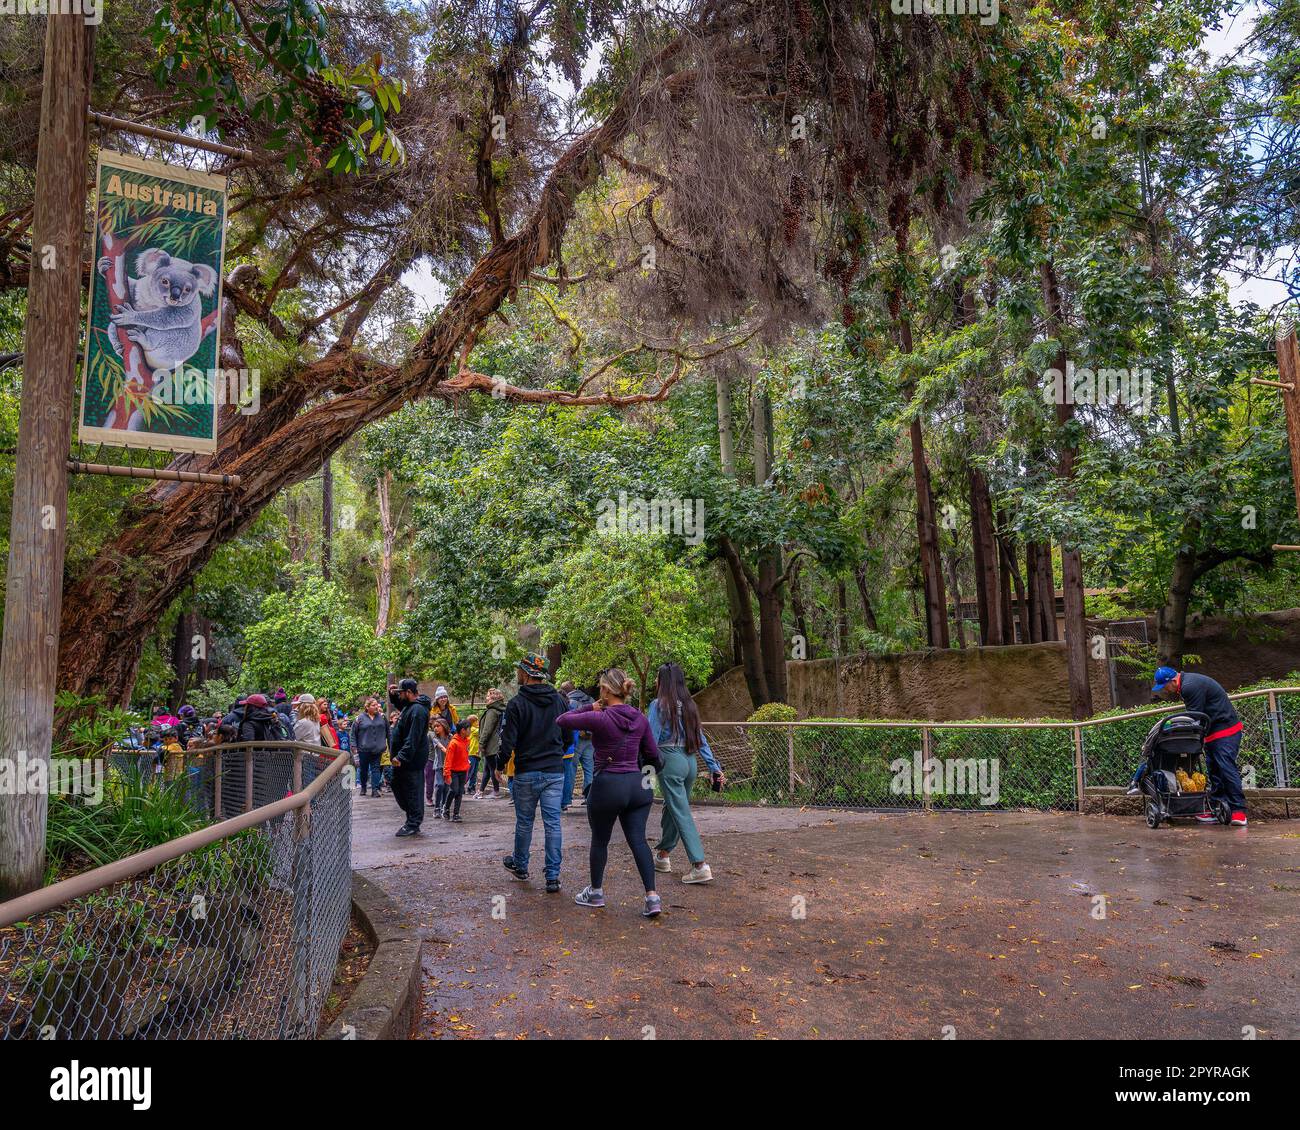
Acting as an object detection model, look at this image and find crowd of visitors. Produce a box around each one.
[125,652,725,917]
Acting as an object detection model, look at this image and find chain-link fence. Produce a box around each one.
[697,688,1300,812]
[0,741,352,1040]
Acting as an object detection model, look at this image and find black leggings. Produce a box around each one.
[586,770,656,892]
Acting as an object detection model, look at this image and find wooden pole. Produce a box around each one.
[87,111,255,162]
[66,460,241,486]
[1273,325,1300,529]
[0,17,95,899]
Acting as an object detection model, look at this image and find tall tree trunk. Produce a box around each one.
[897,317,949,648]
[320,457,334,581]
[1156,516,1201,665]
[1035,541,1058,643]
[171,606,195,709]
[287,490,306,562]
[752,382,787,702]
[945,552,967,649]
[1040,259,1093,718]
[956,286,1002,646]
[790,560,811,656]
[968,467,1004,645]
[715,365,767,702]
[853,562,880,632]
[195,615,211,685]
[836,578,850,654]
[375,469,394,636]
[1025,540,1044,643]
[0,15,95,898]
[995,520,1024,644]
[721,538,769,707]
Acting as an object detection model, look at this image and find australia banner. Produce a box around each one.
[79,150,227,454]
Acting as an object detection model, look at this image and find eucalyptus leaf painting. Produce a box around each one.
[79,150,227,454]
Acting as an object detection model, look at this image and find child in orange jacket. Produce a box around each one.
[442,721,472,822]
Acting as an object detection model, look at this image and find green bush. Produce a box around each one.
[793,720,917,807]
[746,703,797,796]
[45,768,206,884]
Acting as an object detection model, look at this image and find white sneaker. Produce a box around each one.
[682,864,713,884]
[654,854,673,874]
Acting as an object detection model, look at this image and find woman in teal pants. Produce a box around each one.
[647,662,726,884]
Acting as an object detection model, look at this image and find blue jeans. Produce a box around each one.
[1205,731,1246,810]
[562,756,577,808]
[357,748,383,792]
[467,755,480,791]
[510,770,565,880]
[575,739,594,799]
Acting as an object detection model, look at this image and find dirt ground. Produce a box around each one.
[351,788,1300,1040]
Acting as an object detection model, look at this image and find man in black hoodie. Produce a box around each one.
[500,653,574,892]
[387,678,431,836]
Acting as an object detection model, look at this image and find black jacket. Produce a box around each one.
[1178,672,1239,733]
[498,682,573,775]
[352,711,391,755]
[390,694,432,770]
[239,704,280,743]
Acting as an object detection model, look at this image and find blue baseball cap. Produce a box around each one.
[1151,666,1179,693]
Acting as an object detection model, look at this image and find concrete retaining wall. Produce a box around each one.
[695,641,1112,722]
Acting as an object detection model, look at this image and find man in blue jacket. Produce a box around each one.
[1152,666,1247,826]
[387,678,431,837]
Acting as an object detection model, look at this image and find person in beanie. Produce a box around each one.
[432,686,459,733]
[500,652,574,892]
[388,678,432,836]
[1152,667,1248,826]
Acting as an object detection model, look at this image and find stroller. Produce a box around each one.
[1138,710,1231,828]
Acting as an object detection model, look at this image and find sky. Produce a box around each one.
[401,5,1292,318]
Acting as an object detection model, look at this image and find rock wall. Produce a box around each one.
[695,641,1113,722]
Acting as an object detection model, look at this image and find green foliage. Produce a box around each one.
[538,531,713,692]
[240,570,396,703]
[424,618,515,703]
[187,678,241,718]
[45,770,206,883]
[149,0,406,175]
[53,693,143,761]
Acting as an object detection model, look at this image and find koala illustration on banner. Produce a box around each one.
[99,247,217,373]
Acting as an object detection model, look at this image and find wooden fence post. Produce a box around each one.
[1073,725,1085,814]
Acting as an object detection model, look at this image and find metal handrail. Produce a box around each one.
[0,741,346,929]
[707,686,1300,730]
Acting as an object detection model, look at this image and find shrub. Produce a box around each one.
[746,703,797,796]
[793,720,917,807]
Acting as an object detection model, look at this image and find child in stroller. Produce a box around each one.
[1127,710,1233,827]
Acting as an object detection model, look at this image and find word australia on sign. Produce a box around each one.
[79,150,227,454]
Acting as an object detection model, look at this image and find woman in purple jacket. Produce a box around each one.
[558,668,665,917]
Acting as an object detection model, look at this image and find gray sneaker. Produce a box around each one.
[574,886,605,908]
[642,892,662,918]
